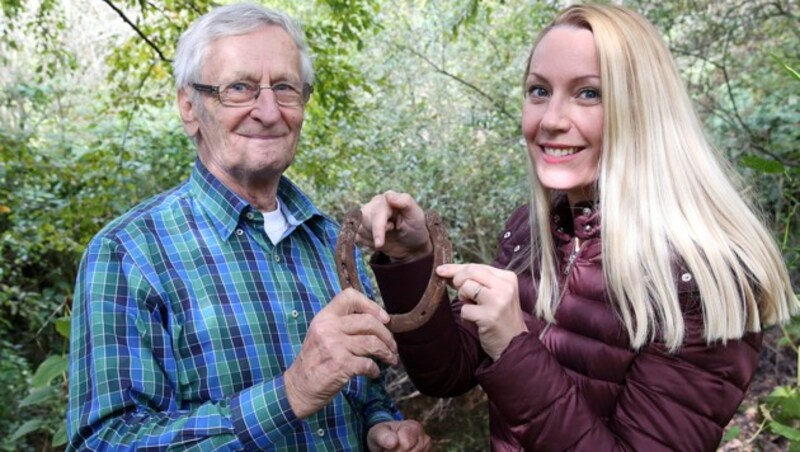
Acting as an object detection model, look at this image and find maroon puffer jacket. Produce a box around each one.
[372,202,762,451]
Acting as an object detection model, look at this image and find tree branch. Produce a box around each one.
[397,44,517,124]
[101,0,171,63]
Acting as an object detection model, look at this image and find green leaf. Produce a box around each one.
[769,385,798,399]
[740,155,785,174]
[722,426,740,442]
[30,354,68,388]
[784,63,800,81]
[10,419,45,442]
[19,386,59,408]
[52,422,68,447]
[55,315,71,339]
[770,420,800,442]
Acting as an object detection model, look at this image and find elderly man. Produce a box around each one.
[67,3,430,450]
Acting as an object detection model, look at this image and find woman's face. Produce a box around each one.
[522,26,603,206]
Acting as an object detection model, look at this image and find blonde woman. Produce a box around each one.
[357,3,798,450]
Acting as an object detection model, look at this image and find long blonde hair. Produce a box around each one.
[522,4,798,350]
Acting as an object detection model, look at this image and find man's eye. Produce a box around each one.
[273,83,299,93]
[227,82,254,93]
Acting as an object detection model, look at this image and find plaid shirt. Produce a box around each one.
[68,160,401,451]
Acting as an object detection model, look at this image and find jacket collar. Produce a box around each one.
[551,196,601,244]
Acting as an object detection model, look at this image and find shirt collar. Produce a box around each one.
[190,159,321,240]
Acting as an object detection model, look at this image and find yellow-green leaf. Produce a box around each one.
[31,355,68,388]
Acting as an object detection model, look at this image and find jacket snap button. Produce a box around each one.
[503,231,511,239]
[513,245,521,252]
[583,224,592,232]
[681,272,692,282]
[582,207,591,216]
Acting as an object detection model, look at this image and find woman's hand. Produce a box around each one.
[436,263,528,361]
[358,191,433,263]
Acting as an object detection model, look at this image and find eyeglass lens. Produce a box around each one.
[220,82,304,106]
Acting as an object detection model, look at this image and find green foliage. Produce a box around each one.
[0,0,798,449]
[764,386,800,444]
[0,342,31,450]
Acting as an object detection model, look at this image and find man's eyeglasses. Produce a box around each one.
[192,81,313,107]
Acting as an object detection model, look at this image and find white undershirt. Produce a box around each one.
[262,199,289,245]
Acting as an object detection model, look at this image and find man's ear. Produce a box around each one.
[178,87,200,138]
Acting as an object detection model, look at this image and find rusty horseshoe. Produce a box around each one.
[334,208,452,333]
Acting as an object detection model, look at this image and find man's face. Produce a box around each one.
[179,26,306,187]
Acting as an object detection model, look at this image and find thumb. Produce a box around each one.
[370,424,399,450]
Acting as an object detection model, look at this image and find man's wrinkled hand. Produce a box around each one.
[367,420,432,451]
[284,289,398,418]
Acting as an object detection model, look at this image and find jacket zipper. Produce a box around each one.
[540,237,582,340]
[563,237,581,276]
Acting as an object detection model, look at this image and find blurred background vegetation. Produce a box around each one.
[0,0,797,450]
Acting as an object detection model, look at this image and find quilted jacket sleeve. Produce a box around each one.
[371,253,486,397]
[477,322,761,450]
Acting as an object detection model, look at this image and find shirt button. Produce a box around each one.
[503,231,511,239]
[681,272,693,282]
[274,254,281,263]
[235,228,244,236]
[291,310,299,319]
[513,245,521,252]
[582,207,592,216]
[246,212,254,220]
[317,428,325,437]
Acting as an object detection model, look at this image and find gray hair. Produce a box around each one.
[173,2,314,89]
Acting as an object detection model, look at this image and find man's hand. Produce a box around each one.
[284,289,398,418]
[367,420,432,451]
[358,191,432,263]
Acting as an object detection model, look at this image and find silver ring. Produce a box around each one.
[472,284,484,300]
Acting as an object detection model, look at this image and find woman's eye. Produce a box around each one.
[526,86,548,98]
[579,88,601,100]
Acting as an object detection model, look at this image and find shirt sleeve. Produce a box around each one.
[67,237,302,451]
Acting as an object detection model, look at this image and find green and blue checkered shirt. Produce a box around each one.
[67,160,401,450]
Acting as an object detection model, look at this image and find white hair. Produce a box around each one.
[173,2,314,89]
[519,4,798,351]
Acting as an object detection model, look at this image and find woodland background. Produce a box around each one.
[0,0,798,450]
